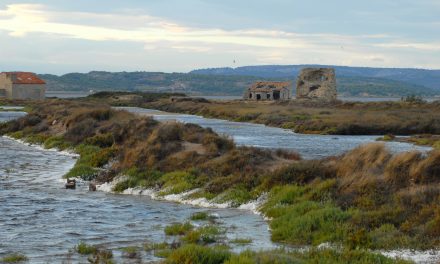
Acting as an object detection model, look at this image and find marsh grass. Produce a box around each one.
[165,244,230,264]
[75,241,98,255]
[182,225,224,244]
[230,238,252,245]
[164,222,194,236]
[0,253,28,263]
[190,212,210,221]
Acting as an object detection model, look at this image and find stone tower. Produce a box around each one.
[296,68,337,100]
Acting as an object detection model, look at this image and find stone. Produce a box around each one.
[65,178,76,189]
[243,81,291,101]
[296,68,337,101]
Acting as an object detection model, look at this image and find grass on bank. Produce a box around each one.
[0,253,28,263]
[3,99,440,257]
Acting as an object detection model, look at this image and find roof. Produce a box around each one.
[249,81,291,92]
[2,72,46,84]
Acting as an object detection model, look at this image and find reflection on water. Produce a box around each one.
[118,107,431,159]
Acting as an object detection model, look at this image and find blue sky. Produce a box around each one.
[0,0,439,74]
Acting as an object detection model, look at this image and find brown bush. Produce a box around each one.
[384,151,423,189]
[64,118,98,144]
[65,107,112,129]
[337,143,391,192]
[410,151,440,184]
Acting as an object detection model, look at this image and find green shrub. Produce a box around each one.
[1,253,28,263]
[25,133,49,144]
[369,224,411,249]
[89,147,117,167]
[230,238,252,245]
[8,131,24,139]
[159,171,197,195]
[182,225,223,244]
[270,201,350,245]
[44,136,72,150]
[64,164,97,180]
[144,242,169,251]
[164,222,194,236]
[85,133,114,148]
[112,167,163,192]
[121,246,140,259]
[215,186,253,207]
[75,241,98,255]
[190,212,210,221]
[166,244,230,264]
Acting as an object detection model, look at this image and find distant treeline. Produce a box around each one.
[39,68,440,97]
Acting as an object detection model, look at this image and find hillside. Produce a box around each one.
[39,67,440,97]
[191,65,440,90]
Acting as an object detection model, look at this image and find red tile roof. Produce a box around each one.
[3,72,46,84]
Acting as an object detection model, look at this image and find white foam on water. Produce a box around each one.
[3,135,79,157]
[380,250,440,264]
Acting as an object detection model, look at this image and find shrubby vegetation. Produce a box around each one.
[0,253,28,263]
[2,97,440,263]
[139,96,440,135]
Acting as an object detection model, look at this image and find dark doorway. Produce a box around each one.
[267,93,271,99]
[256,94,261,100]
[273,91,280,100]
[249,93,253,99]
[310,85,321,91]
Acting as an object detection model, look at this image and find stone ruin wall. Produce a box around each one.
[296,68,337,101]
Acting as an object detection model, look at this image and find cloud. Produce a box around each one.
[0,3,439,73]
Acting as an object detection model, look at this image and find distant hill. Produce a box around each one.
[191,65,440,91]
[38,65,440,97]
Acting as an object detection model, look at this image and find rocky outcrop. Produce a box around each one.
[296,68,337,101]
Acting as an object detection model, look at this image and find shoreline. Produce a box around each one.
[4,135,440,263]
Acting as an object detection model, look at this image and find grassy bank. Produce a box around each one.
[64,211,412,264]
[84,92,440,135]
[2,98,440,263]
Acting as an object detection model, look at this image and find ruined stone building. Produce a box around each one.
[243,81,291,101]
[296,68,337,101]
[0,72,46,100]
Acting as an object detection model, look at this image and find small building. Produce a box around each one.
[296,68,337,101]
[243,81,291,101]
[0,72,46,100]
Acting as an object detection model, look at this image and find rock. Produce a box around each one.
[65,178,76,189]
[89,182,97,191]
[296,68,337,101]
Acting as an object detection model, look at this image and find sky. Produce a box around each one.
[0,0,439,75]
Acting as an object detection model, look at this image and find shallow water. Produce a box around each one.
[0,111,26,123]
[0,108,436,263]
[118,107,431,159]
[0,137,275,263]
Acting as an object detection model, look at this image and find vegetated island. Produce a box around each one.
[1,95,440,263]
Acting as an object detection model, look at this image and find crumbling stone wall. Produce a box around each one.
[296,68,337,100]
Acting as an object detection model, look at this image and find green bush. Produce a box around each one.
[0,253,28,263]
[190,212,210,221]
[8,131,24,139]
[164,222,194,236]
[159,171,197,195]
[64,164,97,180]
[44,136,72,150]
[89,147,117,167]
[75,241,98,255]
[215,186,253,207]
[85,133,114,148]
[230,238,252,245]
[25,133,49,144]
[112,167,163,192]
[165,244,230,264]
[182,225,223,244]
